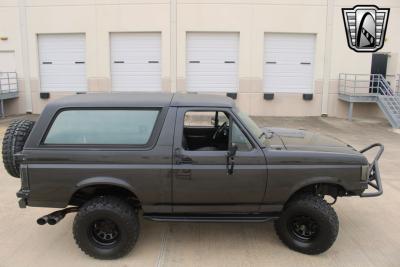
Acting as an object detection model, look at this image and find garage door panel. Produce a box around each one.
[112,84,161,91]
[113,63,160,72]
[111,32,161,92]
[264,33,315,93]
[187,64,237,71]
[40,64,85,71]
[189,49,237,55]
[40,73,86,82]
[111,80,158,88]
[40,54,86,62]
[265,75,314,84]
[265,65,313,74]
[39,81,86,90]
[38,34,87,92]
[186,32,238,93]
[186,71,237,76]
[187,75,238,83]
[113,83,161,87]
[265,52,314,61]
[112,51,160,60]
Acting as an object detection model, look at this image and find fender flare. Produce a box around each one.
[71,176,140,201]
[288,176,346,198]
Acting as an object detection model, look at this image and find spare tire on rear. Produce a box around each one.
[2,119,35,177]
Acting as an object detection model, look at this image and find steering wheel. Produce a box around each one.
[212,122,228,140]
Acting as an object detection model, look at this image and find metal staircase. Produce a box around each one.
[376,77,400,128]
[338,74,400,128]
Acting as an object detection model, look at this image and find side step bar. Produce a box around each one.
[144,213,280,223]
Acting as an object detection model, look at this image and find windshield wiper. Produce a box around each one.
[258,132,266,139]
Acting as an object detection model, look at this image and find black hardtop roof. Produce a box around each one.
[47,93,235,109]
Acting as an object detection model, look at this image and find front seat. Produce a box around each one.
[182,133,217,151]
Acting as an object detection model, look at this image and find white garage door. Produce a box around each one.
[38,34,87,92]
[264,33,315,93]
[186,32,238,93]
[111,33,161,92]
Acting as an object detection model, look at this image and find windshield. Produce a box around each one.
[235,109,269,147]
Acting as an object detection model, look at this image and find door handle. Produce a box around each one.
[175,169,192,180]
[174,147,193,164]
[180,157,193,164]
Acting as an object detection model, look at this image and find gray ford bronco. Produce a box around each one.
[2,93,383,259]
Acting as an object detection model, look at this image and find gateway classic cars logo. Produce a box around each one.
[342,5,390,52]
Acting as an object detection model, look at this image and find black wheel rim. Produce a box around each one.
[90,219,120,246]
[288,215,319,241]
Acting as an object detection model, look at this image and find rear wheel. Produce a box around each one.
[73,196,139,259]
[274,193,339,255]
[2,119,35,177]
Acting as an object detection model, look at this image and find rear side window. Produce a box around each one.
[44,109,160,145]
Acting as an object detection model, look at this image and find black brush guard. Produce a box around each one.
[360,143,384,197]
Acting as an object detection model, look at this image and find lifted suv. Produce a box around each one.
[3,93,383,259]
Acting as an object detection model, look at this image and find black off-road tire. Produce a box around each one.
[73,196,140,260]
[274,193,339,255]
[2,119,35,177]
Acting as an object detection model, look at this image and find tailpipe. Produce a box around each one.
[47,212,66,225]
[37,207,79,225]
[37,215,49,225]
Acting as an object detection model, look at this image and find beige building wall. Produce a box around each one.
[0,0,399,119]
[177,1,327,116]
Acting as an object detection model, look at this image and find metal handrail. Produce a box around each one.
[377,76,400,114]
[0,72,18,94]
[338,73,382,96]
[339,73,400,114]
[339,73,399,96]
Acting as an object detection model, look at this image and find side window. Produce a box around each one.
[231,122,253,151]
[184,111,227,127]
[184,111,217,127]
[44,109,159,145]
[182,111,229,151]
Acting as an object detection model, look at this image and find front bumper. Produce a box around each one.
[360,143,384,197]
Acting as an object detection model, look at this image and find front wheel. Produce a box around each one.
[274,194,339,255]
[73,196,139,259]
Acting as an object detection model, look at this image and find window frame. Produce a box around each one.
[183,110,224,129]
[40,107,166,149]
[179,107,257,152]
[229,117,254,152]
